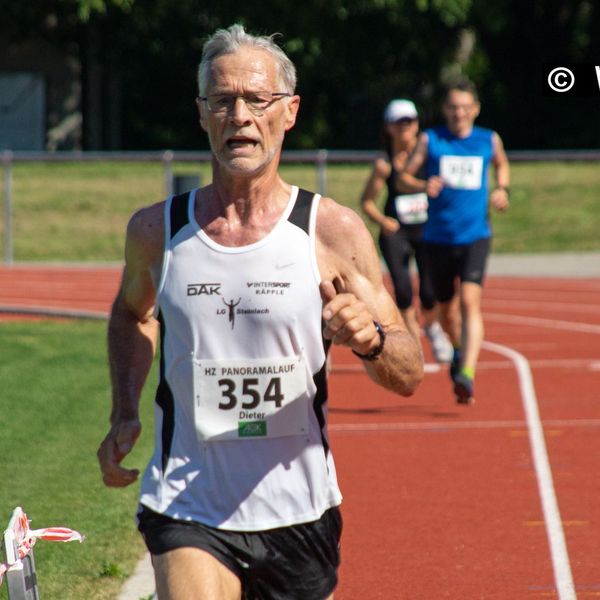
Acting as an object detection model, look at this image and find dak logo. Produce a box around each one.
[187,283,221,296]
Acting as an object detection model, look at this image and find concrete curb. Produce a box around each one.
[487,252,600,277]
[117,553,155,600]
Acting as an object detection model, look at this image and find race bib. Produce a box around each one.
[193,355,309,442]
[440,155,483,190]
[394,193,428,224]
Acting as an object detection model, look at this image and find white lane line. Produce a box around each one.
[330,420,525,432]
[484,298,600,315]
[485,287,600,300]
[482,340,576,600]
[0,305,108,320]
[329,418,600,433]
[485,312,600,335]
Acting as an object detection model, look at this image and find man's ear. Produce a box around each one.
[284,95,301,132]
[196,97,208,132]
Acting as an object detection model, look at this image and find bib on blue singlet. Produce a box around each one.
[394,192,428,224]
[193,355,309,442]
[440,155,483,190]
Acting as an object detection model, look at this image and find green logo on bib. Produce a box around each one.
[239,421,267,437]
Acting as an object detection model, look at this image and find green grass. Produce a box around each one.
[332,161,600,253]
[1,159,599,262]
[0,320,156,600]
[490,162,600,252]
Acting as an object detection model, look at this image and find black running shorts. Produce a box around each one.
[424,237,491,302]
[137,505,343,600]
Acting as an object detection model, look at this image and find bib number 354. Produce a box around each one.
[217,377,283,410]
[193,356,310,441]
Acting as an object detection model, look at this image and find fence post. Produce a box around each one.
[162,149,175,197]
[5,552,40,599]
[2,150,13,265]
[316,149,328,197]
[172,174,201,195]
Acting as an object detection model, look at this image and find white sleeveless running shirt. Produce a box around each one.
[139,186,343,531]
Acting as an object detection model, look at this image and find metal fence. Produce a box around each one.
[2,148,600,264]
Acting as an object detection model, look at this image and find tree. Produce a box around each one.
[470,0,600,149]
[2,0,597,150]
[105,0,477,149]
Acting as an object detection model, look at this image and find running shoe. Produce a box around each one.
[453,372,475,405]
[424,322,453,363]
[449,348,462,383]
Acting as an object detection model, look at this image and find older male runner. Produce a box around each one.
[98,24,422,600]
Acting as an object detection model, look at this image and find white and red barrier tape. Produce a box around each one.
[0,507,84,586]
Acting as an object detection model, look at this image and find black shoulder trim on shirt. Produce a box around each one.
[287,188,314,234]
[156,310,175,473]
[169,192,191,241]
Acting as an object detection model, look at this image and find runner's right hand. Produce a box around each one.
[97,419,142,487]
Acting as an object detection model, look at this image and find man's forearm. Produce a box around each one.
[361,328,424,396]
[108,296,158,424]
[495,162,510,189]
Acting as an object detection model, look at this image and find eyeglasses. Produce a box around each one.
[198,92,292,116]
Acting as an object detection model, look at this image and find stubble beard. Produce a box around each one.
[210,128,285,178]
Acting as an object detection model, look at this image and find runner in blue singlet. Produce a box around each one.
[398,79,510,404]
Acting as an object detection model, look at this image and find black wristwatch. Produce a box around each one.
[352,321,386,361]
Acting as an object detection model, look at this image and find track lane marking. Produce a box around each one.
[0,305,108,320]
[329,418,600,433]
[484,299,600,314]
[525,521,589,527]
[485,312,600,334]
[482,340,576,600]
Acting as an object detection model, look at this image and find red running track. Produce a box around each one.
[1,266,599,599]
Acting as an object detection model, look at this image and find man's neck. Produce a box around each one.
[448,124,474,139]
[211,167,289,215]
[196,166,292,246]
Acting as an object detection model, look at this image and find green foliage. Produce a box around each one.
[74,0,135,20]
[470,0,600,149]
[415,0,473,26]
[98,560,129,579]
[2,0,599,149]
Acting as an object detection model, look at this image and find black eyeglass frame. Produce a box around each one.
[198,92,292,116]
